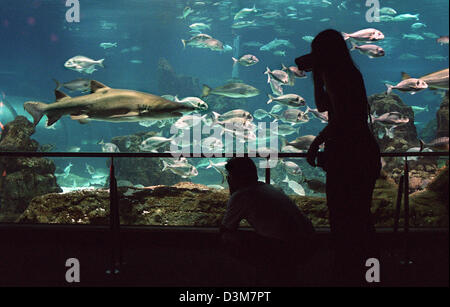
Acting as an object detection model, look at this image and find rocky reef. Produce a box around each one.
[157,58,201,98]
[368,92,419,152]
[368,92,447,192]
[436,91,449,138]
[0,116,61,221]
[110,131,183,187]
[18,167,449,228]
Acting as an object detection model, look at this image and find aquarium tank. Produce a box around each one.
[0,0,448,228]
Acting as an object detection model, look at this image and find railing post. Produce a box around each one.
[402,157,411,266]
[107,156,121,275]
[393,175,404,233]
[265,157,270,184]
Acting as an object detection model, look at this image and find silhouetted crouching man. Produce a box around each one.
[220,157,315,285]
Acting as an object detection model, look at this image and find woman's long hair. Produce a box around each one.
[311,29,359,75]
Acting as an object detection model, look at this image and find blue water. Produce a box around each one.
[0,0,448,188]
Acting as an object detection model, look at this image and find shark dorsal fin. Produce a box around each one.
[90,80,110,93]
[401,72,412,80]
[55,90,71,101]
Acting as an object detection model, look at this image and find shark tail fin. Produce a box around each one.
[23,101,47,127]
[53,79,61,91]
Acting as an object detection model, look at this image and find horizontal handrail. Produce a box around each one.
[0,151,448,158]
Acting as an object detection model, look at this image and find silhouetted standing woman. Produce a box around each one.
[300,29,381,284]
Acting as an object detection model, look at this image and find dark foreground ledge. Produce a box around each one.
[0,225,447,287]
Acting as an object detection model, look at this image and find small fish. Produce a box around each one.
[140,135,175,152]
[202,83,259,99]
[100,42,118,49]
[411,105,429,114]
[267,94,306,107]
[280,160,302,175]
[283,135,316,151]
[178,6,194,20]
[264,67,289,84]
[371,111,409,126]
[85,163,95,175]
[206,160,227,183]
[379,7,397,15]
[305,106,328,123]
[64,162,73,178]
[302,35,314,43]
[174,96,209,111]
[398,53,419,60]
[402,34,424,40]
[53,78,91,92]
[385,78,428,94]
[342,28,385,42]
[232,54,259,67]
[379,15,394,22]
[393,13,420,22]
[162,160,198,178]
[411,23,426,29]
[189,23,210,31]
[67,146,81,152]
[420,137,449,151]
[98,140,120,153]
[234,5,257,20]
[273,109,309,124]
[303,178,326,194]
[130,60,143,64]
[350,42,385,58]
[273,50,286,56]
[282,175,305,196]
[437,35,449,44]
[269,78,284,96]
[422,32,440,39]
[64,55,104,74]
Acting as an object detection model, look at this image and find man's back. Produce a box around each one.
[222,182,314,242]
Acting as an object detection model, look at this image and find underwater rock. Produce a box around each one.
[436,91,449,138]
[111,131,183,186]
[17,175,449,228]
[368,92,419,151]
[0,116,61,221]
[156,57,201,98]
[419,119,437,143]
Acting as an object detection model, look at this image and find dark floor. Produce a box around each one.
[0,225,448,287]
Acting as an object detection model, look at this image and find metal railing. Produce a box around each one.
[0,150,449,273]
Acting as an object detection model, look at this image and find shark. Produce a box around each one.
[401,68,449,90]
[24,80,200,127]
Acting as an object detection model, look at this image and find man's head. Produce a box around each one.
[225,157,259,193]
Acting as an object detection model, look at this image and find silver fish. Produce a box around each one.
[202,83,259,98]
[53,78,91,92]
[385,78,428,94]
[267,94,306,107]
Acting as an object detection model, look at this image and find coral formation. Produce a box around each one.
[436,91,449,138]
[0,116,61,221]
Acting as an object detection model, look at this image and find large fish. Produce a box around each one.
[401,69,449,90]
[24,80,198,127]
[202,82,259,98]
